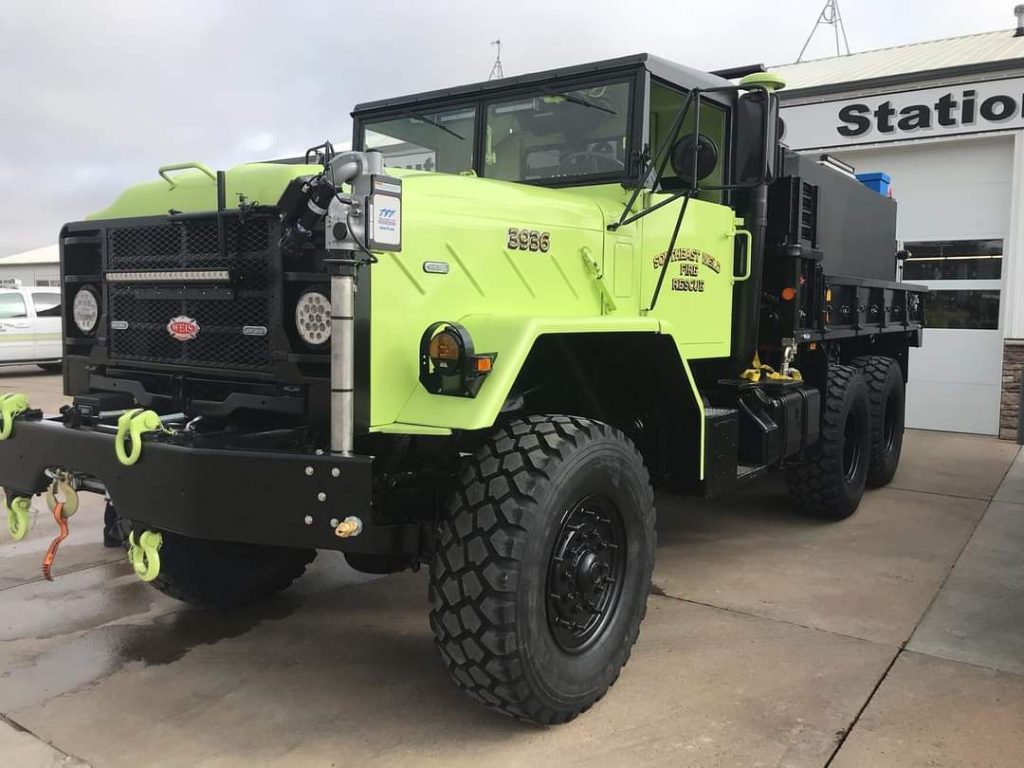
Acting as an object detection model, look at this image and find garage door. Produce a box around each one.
[833,136,1014,435]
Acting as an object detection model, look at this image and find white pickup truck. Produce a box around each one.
[0,286,62,369]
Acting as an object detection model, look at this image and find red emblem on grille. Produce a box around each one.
[167,316,200,341]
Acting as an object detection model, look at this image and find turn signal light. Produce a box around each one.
[428,330,461,364]
[419,321,497,398]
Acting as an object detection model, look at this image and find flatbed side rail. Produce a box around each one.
[815,275,925,342]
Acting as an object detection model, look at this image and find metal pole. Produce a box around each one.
[330,265,356,455]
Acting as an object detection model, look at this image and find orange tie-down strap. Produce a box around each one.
[41,501,68,582]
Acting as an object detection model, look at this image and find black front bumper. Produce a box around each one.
[0,416,417,555]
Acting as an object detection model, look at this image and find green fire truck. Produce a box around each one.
[0,54,923,724]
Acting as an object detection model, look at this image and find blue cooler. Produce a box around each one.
[856,172,892,196]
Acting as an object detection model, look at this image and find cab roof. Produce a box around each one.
[352,53,734,115]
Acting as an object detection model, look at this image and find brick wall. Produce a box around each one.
[1000,340,1024,441]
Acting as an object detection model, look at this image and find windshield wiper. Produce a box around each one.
[403,111,465,140]
[543,90,617,115]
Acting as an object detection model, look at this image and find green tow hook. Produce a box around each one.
[115,409,164,466]
[6,497,32,541]
[127,531,163,582]
[0,393,29,441]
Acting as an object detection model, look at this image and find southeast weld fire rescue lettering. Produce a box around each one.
[652,248,721,293]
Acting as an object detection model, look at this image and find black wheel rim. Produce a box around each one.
[883,390,899,453]
[843,409,863,483]
[545,494,626,654]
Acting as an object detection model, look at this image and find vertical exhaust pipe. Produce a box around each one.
[329,261,356,455]
[1016,4,1024,36]
[319,150,397,457]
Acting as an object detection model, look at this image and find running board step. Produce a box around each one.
[704,407,771,497]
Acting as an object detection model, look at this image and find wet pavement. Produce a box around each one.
[2,368,1024,767]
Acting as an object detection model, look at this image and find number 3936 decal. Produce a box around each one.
[507,228,551,253]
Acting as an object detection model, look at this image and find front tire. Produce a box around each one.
[429,415,655,724]
[787,365,871,520]
[850,355,905,487]
[130,527,315,609]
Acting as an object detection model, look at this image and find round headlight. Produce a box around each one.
[295,290,331,347]
[72,287,99,334]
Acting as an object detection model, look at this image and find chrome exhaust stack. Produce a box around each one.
[322,151,402,455]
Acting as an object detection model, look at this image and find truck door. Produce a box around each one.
[641,83,736,360]
[0,292,33,362]
[30,290,62,361]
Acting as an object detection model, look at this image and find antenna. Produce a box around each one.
[489,39,504,80]
[797,0,851,62]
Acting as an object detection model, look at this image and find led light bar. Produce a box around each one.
[106,269,231,283]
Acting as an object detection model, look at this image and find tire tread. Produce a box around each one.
[429,414,653,724]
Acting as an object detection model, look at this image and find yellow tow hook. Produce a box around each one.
[115,409,165,466]
[5,496,33,541]
[0,393,29,440]
[127,531,163,582]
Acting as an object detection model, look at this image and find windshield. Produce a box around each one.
[363,105,477,174]
[484,80,631,182]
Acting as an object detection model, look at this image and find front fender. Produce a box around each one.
[388,314,660,432]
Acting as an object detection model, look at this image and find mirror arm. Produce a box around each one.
[613,90,696,230]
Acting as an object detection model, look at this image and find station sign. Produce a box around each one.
[780,76,1024,149]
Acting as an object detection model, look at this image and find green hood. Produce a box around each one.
[87,162,323,220]
[87,162,613,233]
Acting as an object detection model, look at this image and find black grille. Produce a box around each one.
[107,216,279,371]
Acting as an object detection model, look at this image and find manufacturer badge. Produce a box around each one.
[167,316,200,341]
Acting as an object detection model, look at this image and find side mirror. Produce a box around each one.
[735,90,780,184]
[670,133,719,185]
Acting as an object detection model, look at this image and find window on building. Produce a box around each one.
[363,105,478,174]
[925,289,1000,330]
[903,239,1003,281]
[31,292,62,317]
[903,239,1003,331]
[0,293,27,319]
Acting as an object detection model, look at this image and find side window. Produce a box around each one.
[32,292,62,317]
[0,293,27,319]
[649,82,727,201]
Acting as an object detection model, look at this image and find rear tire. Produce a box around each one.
[429,415,656,724]
[131,527,315,609]
[850,355,905,487]
[787,365,871,520]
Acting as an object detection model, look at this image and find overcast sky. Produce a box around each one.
[0,0,1016,256]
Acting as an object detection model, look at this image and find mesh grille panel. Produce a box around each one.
[107,216,278,370]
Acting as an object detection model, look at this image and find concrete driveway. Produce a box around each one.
[2,366,1023,767]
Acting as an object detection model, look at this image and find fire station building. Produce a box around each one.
[774,19,1024,438]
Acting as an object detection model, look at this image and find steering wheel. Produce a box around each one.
[562,150,624,175]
